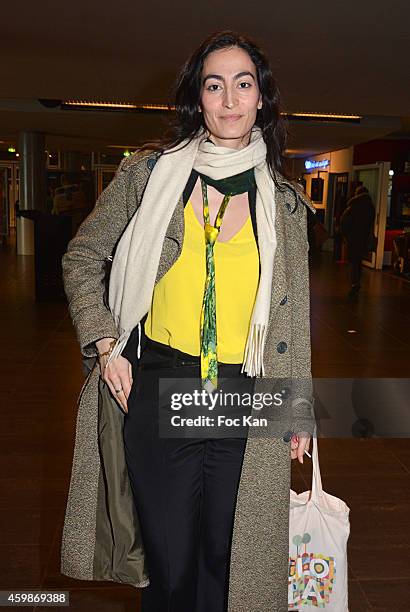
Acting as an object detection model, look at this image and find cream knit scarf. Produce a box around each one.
[107,124,277,377]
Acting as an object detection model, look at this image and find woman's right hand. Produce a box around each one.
[96,337,133,413]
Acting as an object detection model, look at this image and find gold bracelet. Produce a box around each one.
[98,338,117,359]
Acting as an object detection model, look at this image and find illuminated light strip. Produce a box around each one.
[287,112,362,120]
[64,100,138,109]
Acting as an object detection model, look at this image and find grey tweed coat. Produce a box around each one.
[60,148,316,612]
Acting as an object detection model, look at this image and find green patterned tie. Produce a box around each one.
[200,176,233,394]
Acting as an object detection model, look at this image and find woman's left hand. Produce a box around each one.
[290,432,311,463]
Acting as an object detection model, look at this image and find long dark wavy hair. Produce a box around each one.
[136,30,290,185]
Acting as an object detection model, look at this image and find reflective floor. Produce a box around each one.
[1,235,409,611]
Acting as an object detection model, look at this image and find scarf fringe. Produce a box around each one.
[105,321,143,366]
[241,322,266,377]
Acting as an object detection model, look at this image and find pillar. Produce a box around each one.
[17,131,46,255]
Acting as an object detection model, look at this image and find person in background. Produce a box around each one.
[52,173,87,234]
[341,185,375,298]
[45,185,55,214]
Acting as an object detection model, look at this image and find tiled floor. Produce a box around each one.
[1,235,409,611]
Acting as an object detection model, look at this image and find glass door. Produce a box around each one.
[352,162,390,270]
[326,172,349,260]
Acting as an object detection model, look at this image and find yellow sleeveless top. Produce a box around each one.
[144,198,260,363]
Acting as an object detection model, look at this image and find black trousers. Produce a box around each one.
[123,339,254,612]
[347,243,366,287]
[349,253,363,286]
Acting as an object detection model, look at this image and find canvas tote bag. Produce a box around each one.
[288,431,350,611]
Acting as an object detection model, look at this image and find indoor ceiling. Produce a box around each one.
[1,0,409,156]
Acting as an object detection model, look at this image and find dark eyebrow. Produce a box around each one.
[202,71,256,85]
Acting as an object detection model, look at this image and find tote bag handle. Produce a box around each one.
[310,427,324,503]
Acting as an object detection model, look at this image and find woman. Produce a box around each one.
[61,30,316,612]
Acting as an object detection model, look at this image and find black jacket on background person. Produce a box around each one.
[341,191,376,256]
